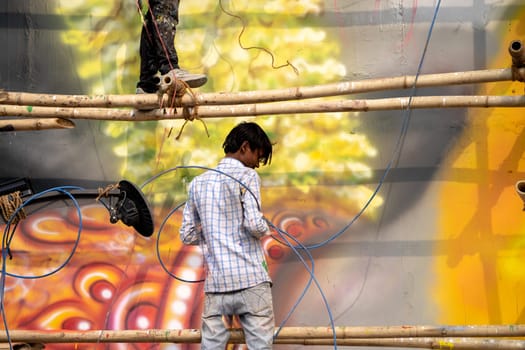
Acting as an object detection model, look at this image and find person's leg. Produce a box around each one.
[201,293,231,350]
[137,9,161,93]
[151,0,179,74]
[148,0,207,88]
[237,283,275,349]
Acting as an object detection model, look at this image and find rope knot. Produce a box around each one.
[0,191,26,225]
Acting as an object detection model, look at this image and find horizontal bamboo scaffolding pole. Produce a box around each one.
[0,89,162,109]
[1,67,524,109]
[2,338,524,350]
[0,325,525,344]
[276,324,525,338]
[0,118,74,131]
[1,95,525,121]
[277,337,525,349]
[3,338,524,350]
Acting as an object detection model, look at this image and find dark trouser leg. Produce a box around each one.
[137,10,161,93]
[151,0,180,74]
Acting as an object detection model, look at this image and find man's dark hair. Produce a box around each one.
[222,122,273,165]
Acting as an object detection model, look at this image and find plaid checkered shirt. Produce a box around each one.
[180,157,272,293]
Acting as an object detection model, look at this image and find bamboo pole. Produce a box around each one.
[1,338,523,349]
[0,325,525,344]
[509,40,525,69]
[1,68,523,109]
[276,337,525,349]
[275,324,525,338]
[0,118,74,131]
[186,68,525,107]
[0,89,163,109]
[1,95,525,121]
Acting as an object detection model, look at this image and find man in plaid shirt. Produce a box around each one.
[180,122,275,349]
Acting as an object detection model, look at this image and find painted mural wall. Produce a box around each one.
[1,0,525,349]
